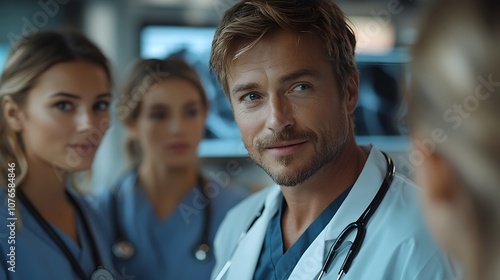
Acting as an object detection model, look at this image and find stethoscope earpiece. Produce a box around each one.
[112,239,136,261]
[194,243,210,261]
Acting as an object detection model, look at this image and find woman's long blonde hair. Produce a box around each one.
[0,29,111,187]
[409,0,500,239]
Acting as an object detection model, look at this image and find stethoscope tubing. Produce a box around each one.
[17,188,109,279]
[111,172,212,261]
[215,151,395,280]
[318,152,395,279]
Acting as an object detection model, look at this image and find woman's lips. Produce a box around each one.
[168,143,190,153]
[70,143,97,156]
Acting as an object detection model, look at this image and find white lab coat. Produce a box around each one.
[211,145,456,280]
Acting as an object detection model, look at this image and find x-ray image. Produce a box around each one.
[355,61,408,136]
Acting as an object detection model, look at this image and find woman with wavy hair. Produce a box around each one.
[0,30,115,279]
[102,57,247,280]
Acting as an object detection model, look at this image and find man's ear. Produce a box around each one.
[2,96,24,132]
[421,150,456,202]
[345,72,359,115]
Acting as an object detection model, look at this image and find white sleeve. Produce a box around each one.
[384,238,457,280]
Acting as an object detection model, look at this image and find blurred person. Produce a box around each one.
[101,58,247,280]
[409,0,500,279]
[208,0,455,279]
[0,30,115,279]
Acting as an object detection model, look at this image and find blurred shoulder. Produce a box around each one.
[223,185,275,220]
[208,180,250,211]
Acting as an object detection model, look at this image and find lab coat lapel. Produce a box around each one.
[325,145,387,241]
[288,145,388,279]
[226,186,281,280]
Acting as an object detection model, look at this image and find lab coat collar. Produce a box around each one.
[263,145,387,243]
[226,185,281,280]
[227,145,387,280]
[324,145,387,241]
[287,145,389,279]
[260,145,387,243]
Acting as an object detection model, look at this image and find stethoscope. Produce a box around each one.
[111,172,212,262]
[17,188,114,280]
[215,152,395,280]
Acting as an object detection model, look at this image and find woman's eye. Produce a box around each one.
[93,101,110,111]
[186,108,200,118]
[55,102,73,111]
[242,93,260,102]
[149,112,166,120]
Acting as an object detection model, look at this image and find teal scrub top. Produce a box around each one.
[0,188,116,280]
[253,186,352,280]
[98,169,248,280]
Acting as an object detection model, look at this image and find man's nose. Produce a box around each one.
[265,94,295,133]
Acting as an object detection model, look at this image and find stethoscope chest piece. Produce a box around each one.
[91,267,114,280]
[194,243,210,261]
[112,239,136,261]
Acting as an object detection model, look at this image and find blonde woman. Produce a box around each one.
[409,0,500,279]
[0,30,115,279]
[102,58,247,280]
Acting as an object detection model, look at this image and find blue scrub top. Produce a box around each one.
[253,186,352,280]
[0,188,115,280]
[99,169,248,280]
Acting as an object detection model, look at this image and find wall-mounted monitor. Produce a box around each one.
[140,25,410,157]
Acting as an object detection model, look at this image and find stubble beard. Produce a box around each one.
[247,118,350,187]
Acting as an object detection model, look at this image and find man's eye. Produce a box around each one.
[242,93,260,101]
[292,84,310,92]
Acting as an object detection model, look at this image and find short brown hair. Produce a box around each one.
[210,0,357,97]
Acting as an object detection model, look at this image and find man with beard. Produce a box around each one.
[209,1,456,279]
